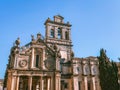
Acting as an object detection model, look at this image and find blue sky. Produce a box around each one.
[0,0,120,78]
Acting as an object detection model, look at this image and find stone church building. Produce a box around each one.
[4,15,103,90]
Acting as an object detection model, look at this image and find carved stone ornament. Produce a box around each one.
[19,60,27,67]
[44,57,55,70]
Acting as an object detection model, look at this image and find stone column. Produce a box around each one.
[14,56,17,68]
[56,58,59,70]
[39,77,41,90]
[55,77,58,90]
[62,29,65,39]
[84,77,88,90]
[55,76,61,90]
[58,78,61,90]
[11,76,16,90]
[61,28,63,39]
[92,77,96,90]
[7,71,12,90]
[40,76,44,90]
[51,74,55,90]
[51,76,53,90]
[46,25,50,39]
[47,78,50,90]
[69,29,71,40]
[42,50,46,69]
[16,76,20,90]
[28,76,32,90]
[55,27,58,39]
[31,48,34,68]
[73,77,78,90]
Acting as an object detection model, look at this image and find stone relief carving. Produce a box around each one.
[44,57,55,70]
[19,60,27,67]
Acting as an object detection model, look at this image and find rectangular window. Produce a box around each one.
[50,29,54,38]
[36,55,39,67]
[58,28,62,39]
[65,31,69,40]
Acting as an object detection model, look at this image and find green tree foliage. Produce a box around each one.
[98,49,119,90]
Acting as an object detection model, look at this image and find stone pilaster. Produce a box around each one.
[55,27,58,39]
[92,77,96,90]
[47,78,50,90]
[40,76,44,90]
[7,71,12,90]
[46,25,50,39]
[73,77,78,90]
[84,77,88,90]
[69,29,71,40]
[28,76,32,90]
[11,76,16,90]
[16,76,19,90]
[31,48,34,68]
[42,49,46,69]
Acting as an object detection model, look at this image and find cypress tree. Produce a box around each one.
[98,49,119,90]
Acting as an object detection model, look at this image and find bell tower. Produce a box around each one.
[44,15,72,61]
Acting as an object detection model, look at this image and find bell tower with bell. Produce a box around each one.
[44,15,73,90]
[44,15,73,62]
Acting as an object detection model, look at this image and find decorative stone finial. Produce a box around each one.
[71,50,74,58]
[31,35,35,41]
[67,21,70,25]
[47,17,51,21]
[37,33,41,39]
[15,37,20,46]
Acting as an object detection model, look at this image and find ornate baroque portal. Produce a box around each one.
[4,15,101,90]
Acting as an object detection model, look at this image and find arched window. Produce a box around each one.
[35,55,39,68]
[84,65,90,75]
[50,29,54,38]
[91,65,97,75]
[34,49,42,68]
[65,31,69,40]
[58,28,62,39]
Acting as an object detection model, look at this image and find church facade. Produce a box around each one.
[4,15,102,90]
